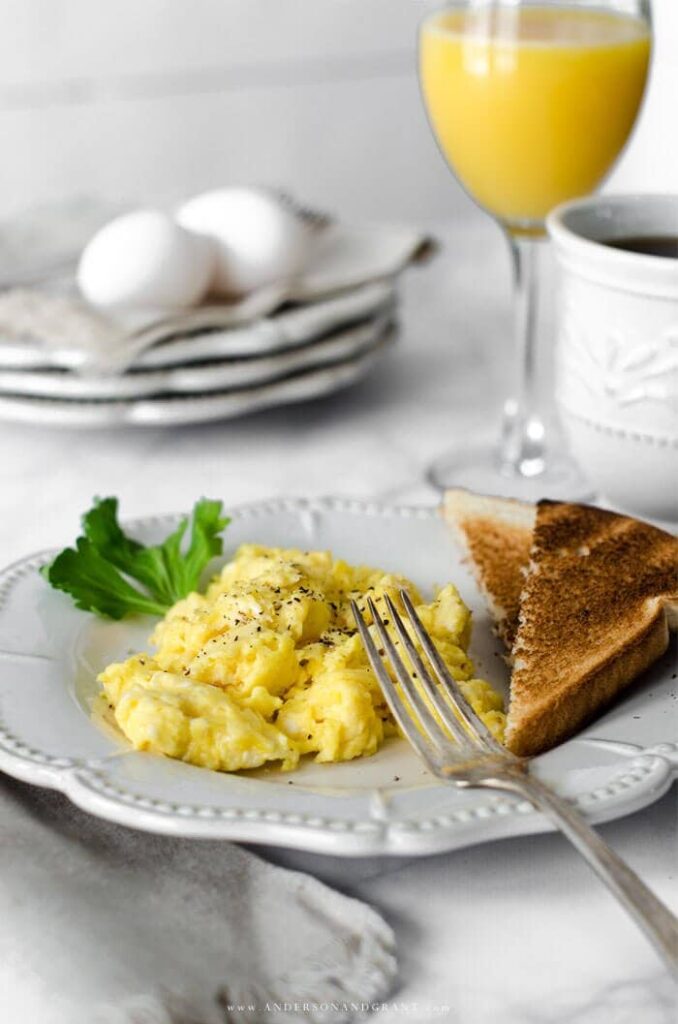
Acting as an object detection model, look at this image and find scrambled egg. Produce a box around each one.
[99,545,506,773]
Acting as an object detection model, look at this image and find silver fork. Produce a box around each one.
[351,589,678,977]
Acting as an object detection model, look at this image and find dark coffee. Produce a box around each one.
[603,235,678,258]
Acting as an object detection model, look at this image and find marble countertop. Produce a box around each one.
[0,214,674,1023]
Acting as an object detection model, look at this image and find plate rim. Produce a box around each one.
[0,334,392,428]
[0,495,676,856]
[0,314,393,401]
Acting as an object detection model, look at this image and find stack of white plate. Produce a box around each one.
[0,281,396,428]
[0,214,429,429]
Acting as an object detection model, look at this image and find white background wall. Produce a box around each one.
[0,0,475,225]
[0,0,673,227]
[606,0,678,194]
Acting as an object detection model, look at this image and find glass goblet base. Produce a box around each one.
[426,441,594,502]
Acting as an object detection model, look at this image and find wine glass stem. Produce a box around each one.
[499,231,547,479]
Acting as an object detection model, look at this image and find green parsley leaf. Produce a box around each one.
[41,497,230,619]
[41,539,169,619]
[168,498,231,598]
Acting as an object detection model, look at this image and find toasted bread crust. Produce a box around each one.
[506,501,678,756]
[442,490,534,649]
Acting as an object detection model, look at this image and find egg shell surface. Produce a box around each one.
[176,188,311,299]
[77,208,216,310]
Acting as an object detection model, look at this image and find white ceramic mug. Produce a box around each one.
[547,194,678,522]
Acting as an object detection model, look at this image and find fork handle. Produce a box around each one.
[514,772,678,977]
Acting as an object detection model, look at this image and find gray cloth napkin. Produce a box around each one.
[0,777,396,1024]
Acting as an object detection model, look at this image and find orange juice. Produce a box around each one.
[420,5,651,224]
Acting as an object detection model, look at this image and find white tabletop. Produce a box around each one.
[0,214,674,1023]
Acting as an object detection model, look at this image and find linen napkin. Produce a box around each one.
[0,775,396,1024]
[0,221,432,377]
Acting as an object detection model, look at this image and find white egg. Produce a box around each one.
[77,209,216,310]
[176,187,311,299]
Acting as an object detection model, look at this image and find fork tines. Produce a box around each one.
[351,588,504,759]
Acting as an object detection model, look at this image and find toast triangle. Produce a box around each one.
[505,500,678,756]
[442,488,534,650]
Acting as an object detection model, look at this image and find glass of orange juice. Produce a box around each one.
[419,0,651,497]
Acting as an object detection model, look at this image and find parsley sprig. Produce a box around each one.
[42,497,230,619]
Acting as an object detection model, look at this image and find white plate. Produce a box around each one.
[0,497,675,856]
[0,331,392,428]
[0,314,393,400]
